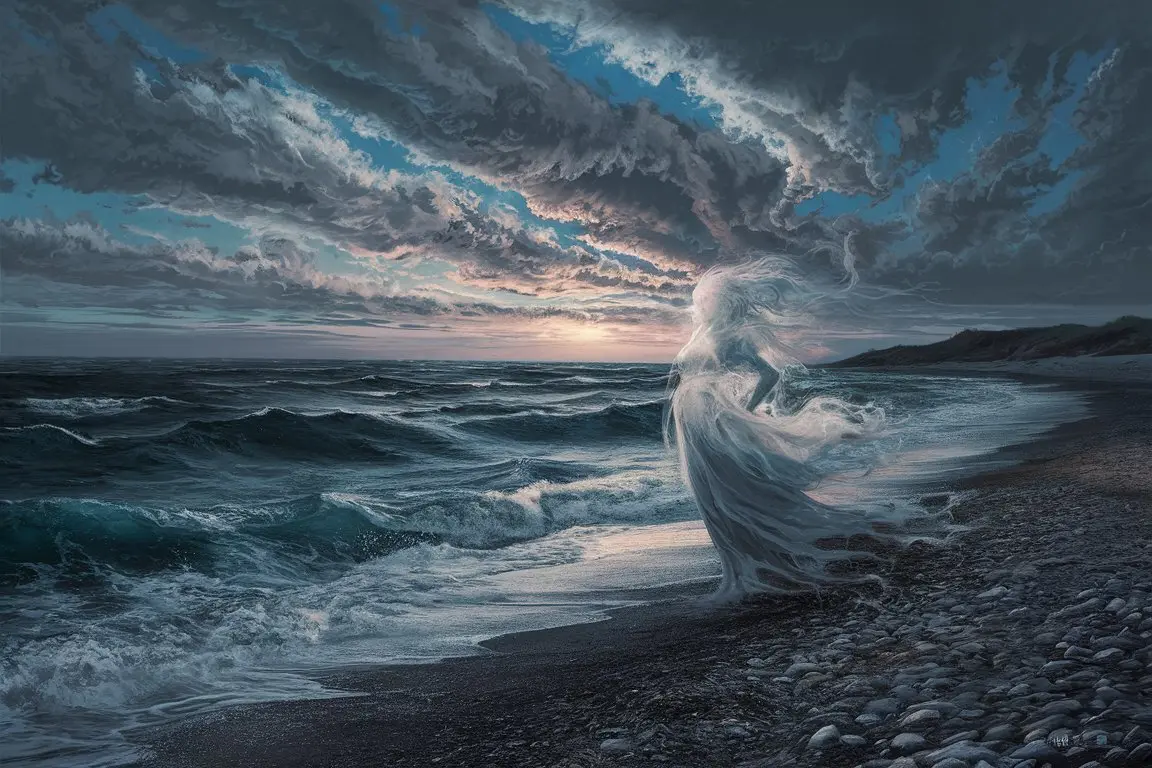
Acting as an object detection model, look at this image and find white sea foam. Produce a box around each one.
[6,423,101,446]
[0,357,1091,768]
[22,396,183,418]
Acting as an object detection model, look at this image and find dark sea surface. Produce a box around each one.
[0,358,1087,766]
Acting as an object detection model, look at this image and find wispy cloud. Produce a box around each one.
[3,0,1151,360]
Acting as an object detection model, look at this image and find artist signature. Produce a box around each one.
[1047,733,1110,748]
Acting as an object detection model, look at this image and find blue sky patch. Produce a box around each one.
[796,56,1101,226]
[89,4,207,64]
[0,161,252,255]
[482,5,719,129]
[379,2,425,38]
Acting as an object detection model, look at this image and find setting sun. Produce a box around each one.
[559,321,611,345]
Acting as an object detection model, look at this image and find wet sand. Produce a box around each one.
[136,366,1152,768]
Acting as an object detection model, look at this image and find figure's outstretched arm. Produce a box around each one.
[746,360,779,412]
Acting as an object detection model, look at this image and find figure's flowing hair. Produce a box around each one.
[665,256,912,598]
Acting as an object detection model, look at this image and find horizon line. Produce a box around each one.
[0,353,685,365]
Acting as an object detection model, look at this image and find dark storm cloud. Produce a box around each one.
[0,2,448,247]
[855,46,1152,303]
[509,0,1144,177]
[0,217,678,326]
[901,129,1062,264]
[49,0,803,270]
[504,0,1152,302]
[0,0,684,298]
[0,217,414,318]
[6,0,1152,314]
[127,0,1152,303]
[1040,44,1152,299]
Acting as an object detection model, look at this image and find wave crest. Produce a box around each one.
[161,407,465,461]
[460,400,664,442]
[0,495,440,583]
[21,396,189,418]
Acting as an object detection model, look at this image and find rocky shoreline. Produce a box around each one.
[616,477,1152,768]
[141,377,1152,768]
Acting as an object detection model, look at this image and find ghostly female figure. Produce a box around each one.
[666,258,886,598]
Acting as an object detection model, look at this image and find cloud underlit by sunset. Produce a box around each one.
[3,1,1151,360]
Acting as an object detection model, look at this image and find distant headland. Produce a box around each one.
[831,316,1152,367]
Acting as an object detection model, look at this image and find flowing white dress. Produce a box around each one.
[668,345,887,597]
[666,257,918,598]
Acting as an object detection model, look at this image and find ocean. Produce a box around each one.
[0,358,1087,766]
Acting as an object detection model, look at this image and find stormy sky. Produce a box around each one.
[2,0,1150,361]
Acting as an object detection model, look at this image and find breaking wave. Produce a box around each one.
[21,396,189,418]
[159,407,464,461]
[461,400,665,442]
[0,354,1081,767]
[0,495,436,583]
[0,409,469,474]
[0,465,691,584]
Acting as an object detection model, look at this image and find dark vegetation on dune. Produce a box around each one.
[830,315,1152,367]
